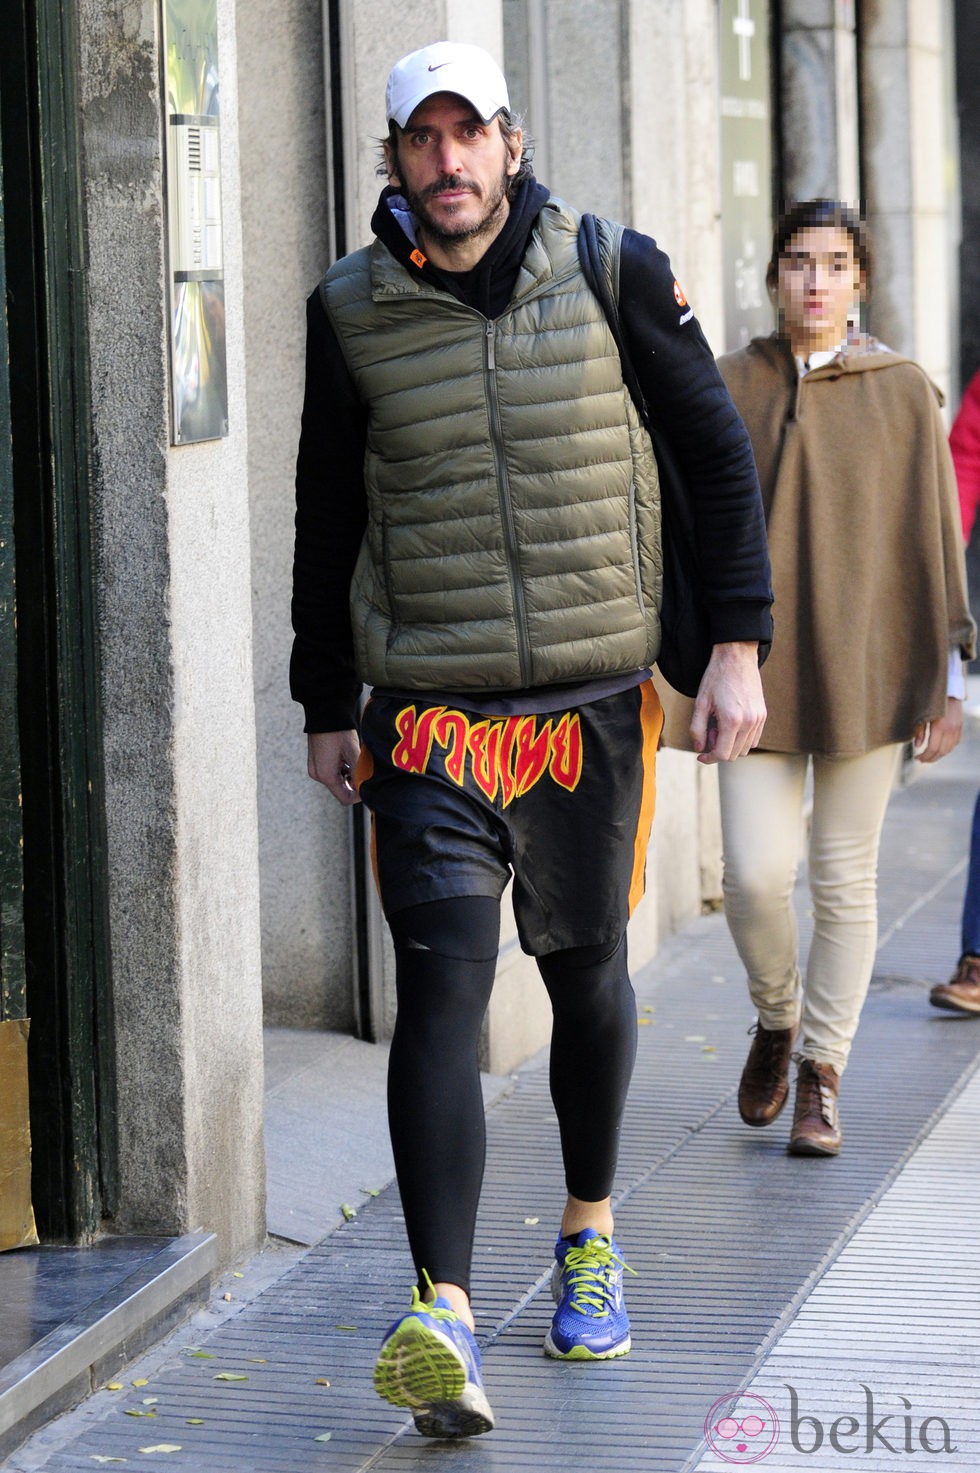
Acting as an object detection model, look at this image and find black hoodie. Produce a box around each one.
[291,178,771,732]
[371,177,551,317]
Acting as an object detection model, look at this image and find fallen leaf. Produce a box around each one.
[637,1017,651,1025]
[141,1397,160,1406]
[104,1383,124,1392]
[314,1432,333,1442]
[132,1380,149,1388]
[340,1203,357,1221]
[523,1217,539,1225]
[233,1272,244,1279]
[701,1045,716,1054]
[187,1351,214,1359]
[335,1324,357,1332]
[222,1293,233,1302]
[642,1005,655,1013]
[124,1409,157,1419]
[315,1378,331,1387]
[214,1372,248,1382]
[90,1459,127,1465]
[684,1034,706,1043]
[138,1445,182,1455]
[361,1187,380,1197]
[186,1419,204,1426]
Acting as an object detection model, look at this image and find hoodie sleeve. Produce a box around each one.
[289,289,368,733]
[618,229,773,645]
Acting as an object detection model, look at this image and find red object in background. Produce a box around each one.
[950,368,980,543]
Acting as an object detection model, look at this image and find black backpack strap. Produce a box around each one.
[577,214,648,425]
[577,214,771,693]
[578,213,695,538]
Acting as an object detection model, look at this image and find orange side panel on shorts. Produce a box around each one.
[354,743,374,791]
[628,681,664,915]
[353,746,381,894]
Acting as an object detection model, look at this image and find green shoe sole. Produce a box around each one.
[374,1318,494,1438]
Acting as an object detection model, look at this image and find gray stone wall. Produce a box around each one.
[236,0,356,1030]
[78,0,266,1263]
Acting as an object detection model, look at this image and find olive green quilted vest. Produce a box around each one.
[321,198,663,692]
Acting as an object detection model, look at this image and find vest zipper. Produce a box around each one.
[484,317,532,686]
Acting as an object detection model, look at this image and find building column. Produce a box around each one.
[779,0,860,205]
[79,0,266,1264]
[861,1,958,391]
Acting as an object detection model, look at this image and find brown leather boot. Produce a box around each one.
[737,1022,796,1126]
[929,955,980,1014]
[788,1058,841,1156]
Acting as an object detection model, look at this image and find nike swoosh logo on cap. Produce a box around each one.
[428,63,450,71]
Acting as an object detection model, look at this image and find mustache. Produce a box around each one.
[422,174,480,200]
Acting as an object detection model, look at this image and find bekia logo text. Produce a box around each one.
[788,1385,955,1456]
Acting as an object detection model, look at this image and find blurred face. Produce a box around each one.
[775,224,862,356]
[384,92,522,261]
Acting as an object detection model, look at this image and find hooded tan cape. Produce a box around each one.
[661,334,975,756]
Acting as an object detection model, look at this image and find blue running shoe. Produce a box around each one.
[373,1286,495,1438]
[544,1228,635,1360]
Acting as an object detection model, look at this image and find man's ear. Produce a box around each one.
[504,128,523,178]
[383,140,402,188]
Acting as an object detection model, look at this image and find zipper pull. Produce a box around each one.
[485,319,495,370]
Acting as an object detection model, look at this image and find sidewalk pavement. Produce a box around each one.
[7,698,980,1473]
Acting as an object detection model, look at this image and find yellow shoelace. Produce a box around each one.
[561,1236,636,1317]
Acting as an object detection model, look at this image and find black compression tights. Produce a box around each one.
[387,896,637,1297]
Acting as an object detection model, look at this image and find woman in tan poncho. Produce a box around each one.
[715,200,975,1156]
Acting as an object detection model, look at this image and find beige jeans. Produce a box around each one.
[718,744,902,1075]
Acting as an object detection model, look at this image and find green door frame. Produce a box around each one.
[1,0,117,1240]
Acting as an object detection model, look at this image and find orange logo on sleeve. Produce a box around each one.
[673,279,688,307]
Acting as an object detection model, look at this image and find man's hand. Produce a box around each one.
[912,698,963,764]
[689,641,767,764]
[307,729,362,805]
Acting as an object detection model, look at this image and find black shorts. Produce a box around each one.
[354,682,663,955]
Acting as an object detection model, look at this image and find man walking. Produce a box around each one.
[291,40,772,1438]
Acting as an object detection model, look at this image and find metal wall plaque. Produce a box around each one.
[719,0,773,351]
[162,0,228,443]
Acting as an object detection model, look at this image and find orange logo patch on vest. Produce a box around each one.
[409,247,427,269]
[673,279,688,308]
[391,705,583,803]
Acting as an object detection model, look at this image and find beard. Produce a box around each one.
[402,169,512,249]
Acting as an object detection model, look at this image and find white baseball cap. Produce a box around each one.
[385,41,510,130]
